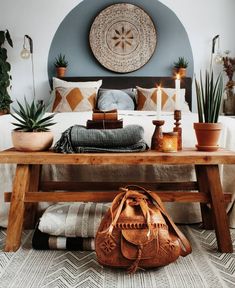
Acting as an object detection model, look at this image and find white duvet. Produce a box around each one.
[0,111,234,228]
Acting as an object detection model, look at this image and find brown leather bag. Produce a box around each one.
[95,185,192,273]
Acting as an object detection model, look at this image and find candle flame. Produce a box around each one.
[156,82,162,88]
[176,74,180,80]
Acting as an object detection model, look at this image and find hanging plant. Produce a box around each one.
[0,29,13,114]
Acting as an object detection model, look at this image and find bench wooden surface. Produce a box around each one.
[1,147,235,164]
[0,148,234,253]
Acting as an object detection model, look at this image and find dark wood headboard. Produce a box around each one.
[61,76,192,110]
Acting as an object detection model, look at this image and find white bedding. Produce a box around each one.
[0,111,234,228]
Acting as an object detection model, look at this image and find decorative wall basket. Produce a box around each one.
[89,3,157,73]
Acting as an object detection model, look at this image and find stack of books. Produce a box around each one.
[86,109,123,129]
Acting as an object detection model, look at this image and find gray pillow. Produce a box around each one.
[97,89,136,111]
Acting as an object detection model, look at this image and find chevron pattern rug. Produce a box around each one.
[0,225,234,288]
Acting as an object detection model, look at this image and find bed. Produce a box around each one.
[0,76,234,229]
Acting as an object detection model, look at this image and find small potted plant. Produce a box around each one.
[54,53,68,77]
[11,99,56,151]
[194,70,224,151]
[173,57,188,77]
[0,29,13,115]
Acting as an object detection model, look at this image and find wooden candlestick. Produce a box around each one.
[151,120,165,151]
[173,110,182,150]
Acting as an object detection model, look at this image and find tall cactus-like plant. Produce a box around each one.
[0,29,13,112]
[195,71,223,123]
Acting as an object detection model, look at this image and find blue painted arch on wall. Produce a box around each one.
[48,0,194,79]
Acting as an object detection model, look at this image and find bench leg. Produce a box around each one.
[195,165,214,229]
[197,165,233,253]
[24,165,41,229]
[5,164,30,252]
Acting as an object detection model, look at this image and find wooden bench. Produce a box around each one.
[0,148,234,253]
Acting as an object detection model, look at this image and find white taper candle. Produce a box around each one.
[156,86,162,119]
[175,74,181,110]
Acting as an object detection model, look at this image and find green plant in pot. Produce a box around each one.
[0,29,13,115]
[54,53,68,78]
[194,70,224,151]
[173,56,188,78]
[11,99,56,151]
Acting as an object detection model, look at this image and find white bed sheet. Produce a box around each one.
[0,111,234,228]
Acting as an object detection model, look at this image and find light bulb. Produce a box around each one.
[214,52,223,64]
[20,47,30,59]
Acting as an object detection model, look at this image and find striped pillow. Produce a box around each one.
[32,224,95,250]
[38,202,110,237]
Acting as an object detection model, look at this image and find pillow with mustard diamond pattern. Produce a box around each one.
[52,86,97,112]
[136,86,190,112]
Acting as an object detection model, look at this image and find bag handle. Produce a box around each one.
[104,189,151,236]
[122,185,192,256]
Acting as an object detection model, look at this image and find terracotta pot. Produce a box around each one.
[12,131,53,152]
[0,109,10,116]
[173,68,187,78]
[193,122,222,151]
[56,67,66,78]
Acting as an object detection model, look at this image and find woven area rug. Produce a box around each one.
[0,225,234,288]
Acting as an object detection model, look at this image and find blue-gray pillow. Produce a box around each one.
[97,89,136,111]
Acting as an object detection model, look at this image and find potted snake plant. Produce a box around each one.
[54,53,68,78]
[173,56,188,78]
[11,99,56,151]
[194,70,224,151]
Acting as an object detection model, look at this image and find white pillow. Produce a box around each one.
[49,78,103,112]
[161,88,190,112]
[136,86,190,112]
[52,86,97,112]
[52,77,102,91]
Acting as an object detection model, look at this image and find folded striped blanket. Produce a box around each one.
[38,202,109,237]
[53,124,148,153]
[32,224,95,251]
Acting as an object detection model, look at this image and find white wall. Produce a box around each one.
[161,0,235,73]
[0,0,234,111]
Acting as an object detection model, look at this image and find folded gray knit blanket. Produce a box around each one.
[53,124,148,153]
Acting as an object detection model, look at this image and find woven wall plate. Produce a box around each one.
[89,3,157,73]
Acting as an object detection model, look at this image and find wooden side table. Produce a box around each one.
[0,148,234,253]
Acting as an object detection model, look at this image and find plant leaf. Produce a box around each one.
[5,30,13,47]
[11,98,55,131]
[195,70,223,123]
